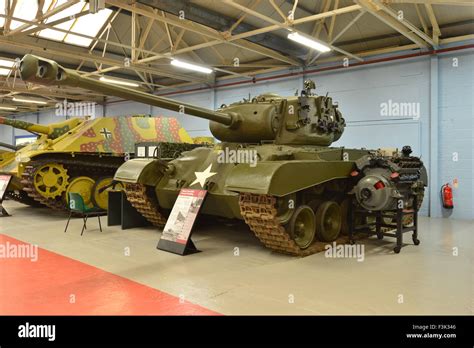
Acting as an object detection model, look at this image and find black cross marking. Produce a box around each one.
[100,128,112,139]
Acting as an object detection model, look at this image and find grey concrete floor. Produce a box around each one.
[1,200,472,315]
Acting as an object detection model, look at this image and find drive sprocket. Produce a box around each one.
[32,163,69,199]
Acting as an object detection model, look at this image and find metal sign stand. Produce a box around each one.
[0,203,10,217]
[157,189,207,256]
[0,175,12,217]
[157,237,200,256]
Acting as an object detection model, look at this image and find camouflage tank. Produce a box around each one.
[0,113,193,211]
[20,54,427,255]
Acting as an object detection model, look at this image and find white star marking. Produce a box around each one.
[191,164,217,188]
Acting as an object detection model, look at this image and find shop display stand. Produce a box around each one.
[348,194,420,253]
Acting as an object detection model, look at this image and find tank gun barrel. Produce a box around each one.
[19,54,235,127]
[0,116,50,134]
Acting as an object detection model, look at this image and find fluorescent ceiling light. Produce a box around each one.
[0,106,17,111]
[171,59,213,74]
[287,32,331,53]
[0,59,15,68]
[12,97,48,105]
[0,58,15,76]
[100,76,140,87]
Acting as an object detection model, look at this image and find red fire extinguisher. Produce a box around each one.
[441,183,454,209]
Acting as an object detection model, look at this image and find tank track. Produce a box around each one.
[20,158,119,212]
[123,183,168,226]
[239,193,361,256]
[5,190,42,207]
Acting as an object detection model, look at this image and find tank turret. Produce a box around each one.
[0,116,82,139]
[19,54,345,146]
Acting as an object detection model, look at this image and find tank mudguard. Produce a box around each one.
[225,161,354,197]
[114,158,165,186]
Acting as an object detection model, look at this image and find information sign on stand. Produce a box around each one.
[0,175,12,217]
[157,189,207,255]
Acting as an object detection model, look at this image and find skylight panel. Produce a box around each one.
[64,33,93,47]
[1,0,113,47]
[44,1,85,27]
[0,0,53,31]
[37,2,85,41]
[35,1,112,48]
[37,27,67,41]
[0,59,15,76]
[64,8,113,47]
[10,0,39,30]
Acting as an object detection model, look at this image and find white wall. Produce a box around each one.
[438,51,474,220]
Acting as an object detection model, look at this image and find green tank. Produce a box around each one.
[20,54,427,255]
[0,111,194,211]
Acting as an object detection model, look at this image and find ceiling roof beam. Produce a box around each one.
[269,0,289,22]
[2,10,208,84]
[0,84,105,102]
[306,0,333,64]
[312,0,332,39]
[131,3,138,62]
[171,33,474,90]
[228,0,261,33]
[3,0,17,34]
[104,1,361,69]
[0,13,212,84]
[381,0,474,5]
[356,0,429,48]
[290,0,299,19]
[77,9,121,71]
[373,0,436,46]
[425,4,441,45]
[230,4,362,41]
[308,9,366,65]
[164,32,474,89]
[105,0,300,66]
[5,0,80,36]
[414,4,429,34]
[138,12,156,59]
[0,35,208,84]
[223,0,363,62]
[328,0,340,41]
[0,12,162,58]
[165,26,253,79]
[161,11,174,52]
[15,8,91,37]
